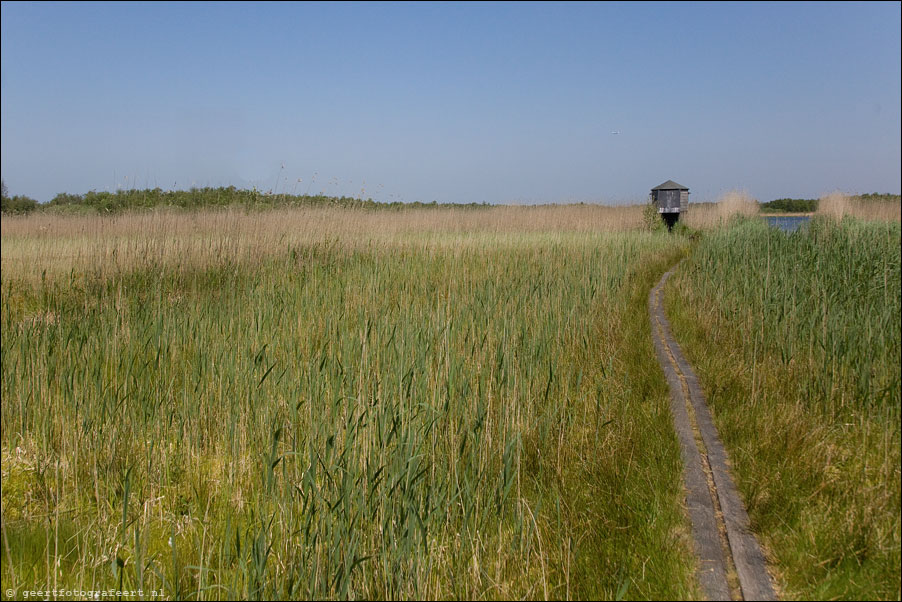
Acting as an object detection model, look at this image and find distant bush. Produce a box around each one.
[47,192,85,207]
[36,186,492,214]
[853,193,901,204]
[1,194,39,214]
[0,178,39,214]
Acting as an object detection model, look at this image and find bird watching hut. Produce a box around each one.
[650,180,689,230]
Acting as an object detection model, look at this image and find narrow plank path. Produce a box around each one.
[649,263,777,601]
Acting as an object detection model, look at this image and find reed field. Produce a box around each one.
[1,205,699,600]
[0,205,646,280]
[4,199,900,600]
[665,216,902,600]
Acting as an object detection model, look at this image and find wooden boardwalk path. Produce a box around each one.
[649,264,777,601]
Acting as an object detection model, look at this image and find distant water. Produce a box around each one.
[763,215,811,233]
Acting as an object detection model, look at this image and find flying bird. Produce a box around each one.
[611,130,621,135]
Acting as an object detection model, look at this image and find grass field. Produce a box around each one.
[666,216,901,600]
[2,206,698,600]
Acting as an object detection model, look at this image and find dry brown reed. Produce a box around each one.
[716,190,759,219]
[818,192,901,222]
[1,204,646,280]
[682,190,758,229]
[817,191,851,221]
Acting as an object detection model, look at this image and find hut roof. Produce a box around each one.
[651,180,689,191]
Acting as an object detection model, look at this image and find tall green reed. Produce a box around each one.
[2,230,691,599]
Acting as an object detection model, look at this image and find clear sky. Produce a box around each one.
[1,1,900,204]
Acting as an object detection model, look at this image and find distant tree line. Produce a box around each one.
[0,179,40,214]
[854,193,901,203]
[759,194,900,214]
[759,198,819,213]
[0,184,493,214]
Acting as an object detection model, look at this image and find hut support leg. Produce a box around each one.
[662,213,679,231]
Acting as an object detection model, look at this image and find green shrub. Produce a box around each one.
[1,194,39,214]
[643,203,666,231]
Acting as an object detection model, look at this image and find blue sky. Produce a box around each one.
[1,1,900,204]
